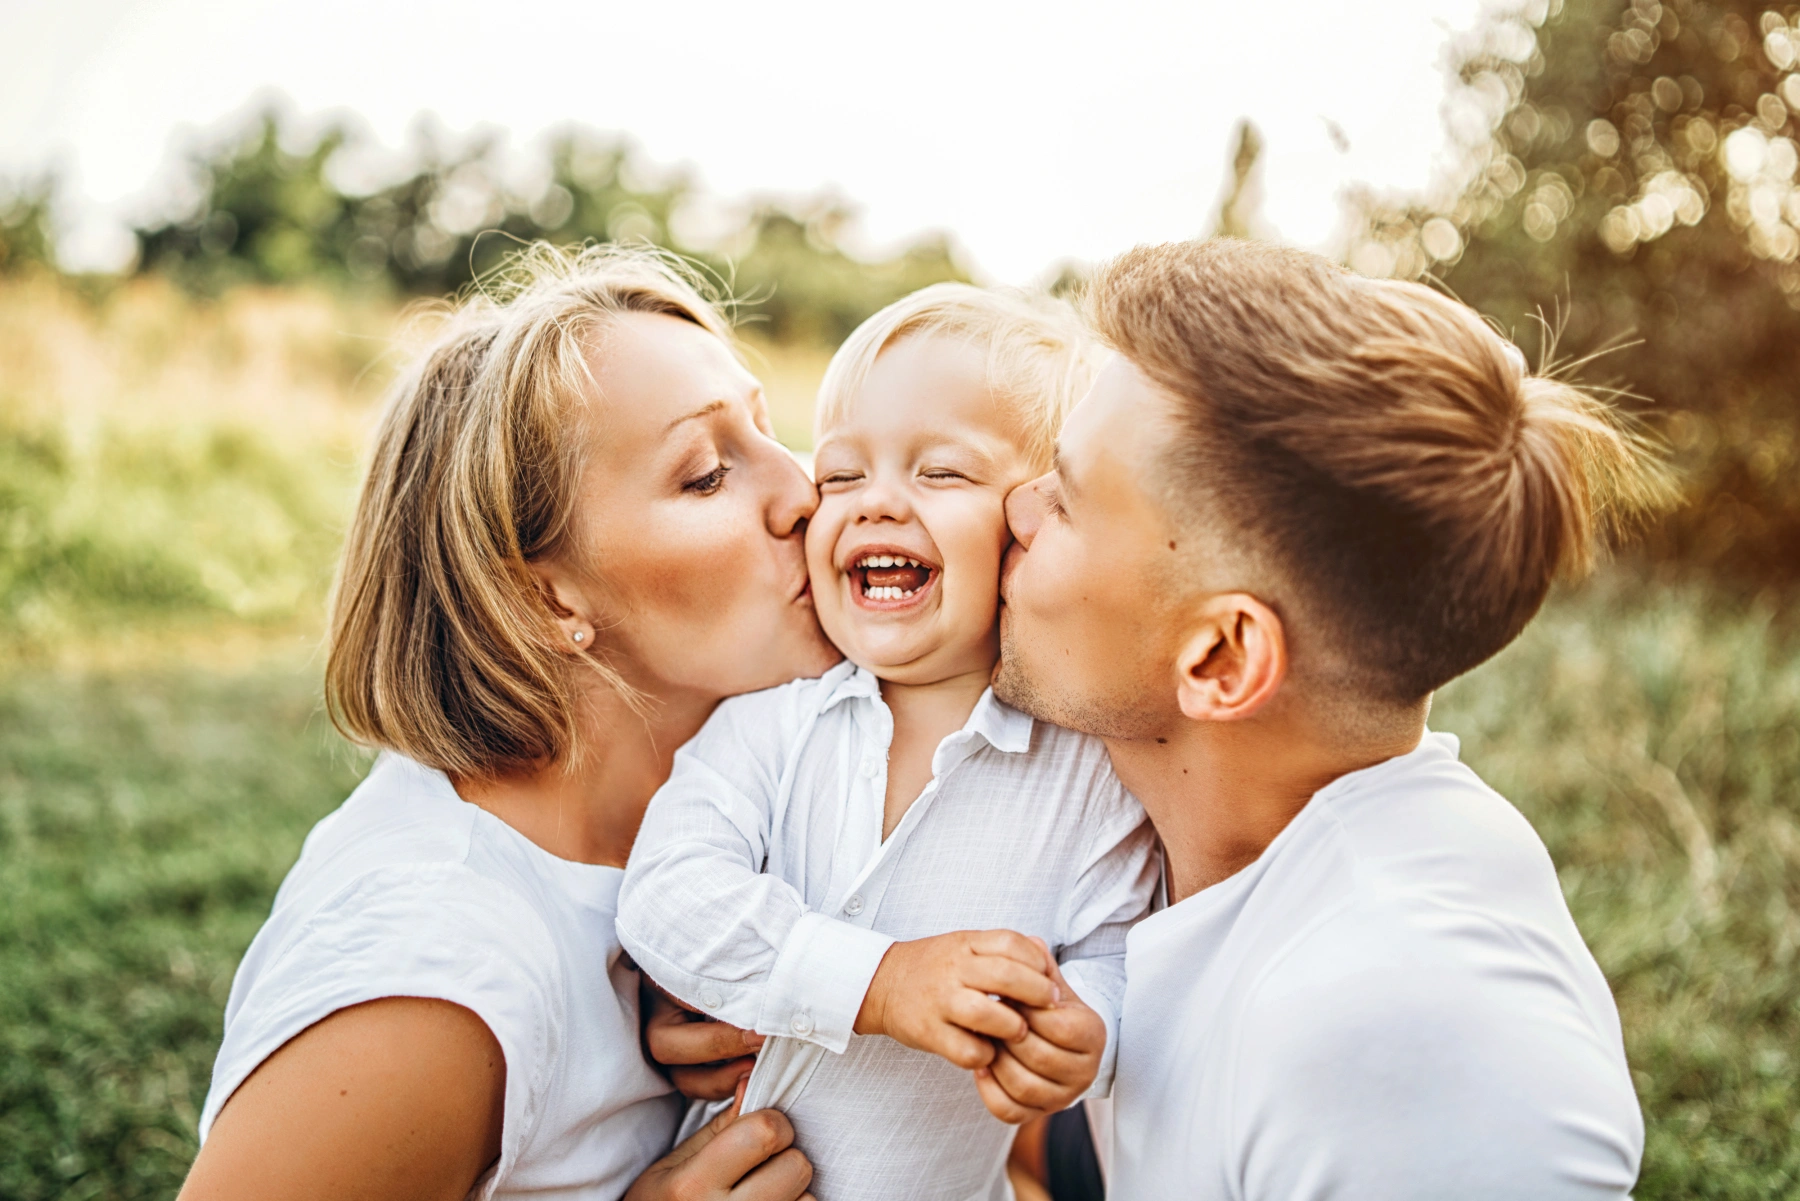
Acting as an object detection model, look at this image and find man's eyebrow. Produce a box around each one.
[1053,447,1079,500]
[662,400,726,434]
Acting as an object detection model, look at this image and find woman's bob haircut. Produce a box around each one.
[325,243,734,780]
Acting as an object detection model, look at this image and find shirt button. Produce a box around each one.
[843,894,864,916]
[860,757,879,779]
[791,1012,815,1037]
[699,988,723,1010]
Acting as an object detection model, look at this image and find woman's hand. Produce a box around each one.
[625,1084,814,1201]
[642,979,765,1100]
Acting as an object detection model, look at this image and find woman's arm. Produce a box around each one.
[182,996,815,1201]
[180,997,504,1201]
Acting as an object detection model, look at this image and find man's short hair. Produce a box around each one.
[1088,238,1672,704]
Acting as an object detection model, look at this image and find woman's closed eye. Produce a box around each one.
[682,463,732,495]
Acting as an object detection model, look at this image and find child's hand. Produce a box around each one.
[973,951,1106,1124]
[854,930,1059,1071]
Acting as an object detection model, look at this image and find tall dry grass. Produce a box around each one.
[0,275,827,662]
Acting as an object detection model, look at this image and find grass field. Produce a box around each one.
[1,276,1795,1199]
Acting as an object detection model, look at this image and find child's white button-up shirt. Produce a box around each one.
[619,661,1158,1201]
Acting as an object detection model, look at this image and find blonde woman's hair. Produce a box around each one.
[814,282,1103,469]
[325,243,734,779]
[1088,238,1676,704]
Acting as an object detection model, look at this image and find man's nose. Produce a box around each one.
[1005,475,1049,549]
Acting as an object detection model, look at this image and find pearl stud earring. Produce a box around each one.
[573,631,585,643]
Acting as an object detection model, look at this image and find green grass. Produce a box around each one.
[0,581,1794,1198]
[0,664,364,1200]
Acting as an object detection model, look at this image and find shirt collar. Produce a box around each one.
[818,662,1034,755]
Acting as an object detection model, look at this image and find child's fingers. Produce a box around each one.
[969,929,1061,974]
[999,1027,1094,1087]
[973,1063,1048,1125]
[927,1019,1003,1071]
[1020,997,1107,1055]
[962,955,1059,1012]
[946,990,1031,1046]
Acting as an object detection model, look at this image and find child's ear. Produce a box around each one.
[1173,594,1287,723]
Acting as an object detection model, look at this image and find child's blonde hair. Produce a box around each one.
[814,282,1102,470]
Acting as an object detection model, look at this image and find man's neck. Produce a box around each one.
[1105,710,1426,904]
[453,677,717,868]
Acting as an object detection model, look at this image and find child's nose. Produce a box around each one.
[853,473,913,523]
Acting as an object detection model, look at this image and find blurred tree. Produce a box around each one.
[0,176,57,274]
[132,110,967,345]
[1212,119,1269,239]
[722,200,969,344]
[1349,0,1800,575]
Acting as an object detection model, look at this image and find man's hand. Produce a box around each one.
[642,980,766,1101]
[624,1081,815,1201]
[974,953,1106,1124]
[854,930,1059,1075]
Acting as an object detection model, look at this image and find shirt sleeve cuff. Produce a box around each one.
[756,911,895,1053]
[1058,960,1121,1100]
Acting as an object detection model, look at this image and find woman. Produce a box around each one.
[179,246,840,1201]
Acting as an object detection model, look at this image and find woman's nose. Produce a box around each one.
[1005,475,1050,549]
[766,445,818,537]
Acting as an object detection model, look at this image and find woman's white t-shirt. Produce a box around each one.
[199,751,681,1200]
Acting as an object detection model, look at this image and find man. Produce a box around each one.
[994,238,1666,1199]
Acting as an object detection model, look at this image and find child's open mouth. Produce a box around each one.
[851,551,938,606]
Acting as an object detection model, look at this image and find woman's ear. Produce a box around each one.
[527,558,598,655]
[1173,593,1287,723]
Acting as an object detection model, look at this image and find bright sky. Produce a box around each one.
[1,0,1489,282]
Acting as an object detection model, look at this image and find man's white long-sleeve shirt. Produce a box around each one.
[618,661,1158,1201]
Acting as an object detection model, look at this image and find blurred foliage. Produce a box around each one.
[0,176,57,274]
[1212,119,1270,240]
[1350,0,1800,576]
[130,112,967,346]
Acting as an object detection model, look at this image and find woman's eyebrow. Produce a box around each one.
[662,400,726,434]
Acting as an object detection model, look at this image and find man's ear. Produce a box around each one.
[527,558,598,655]
[1173,593,1287,723]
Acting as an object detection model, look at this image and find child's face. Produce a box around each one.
[806,334,1038,685]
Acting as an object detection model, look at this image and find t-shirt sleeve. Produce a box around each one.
[1227,906,1644,1201]
[199,863,564,1200]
